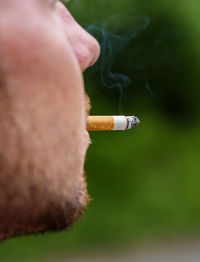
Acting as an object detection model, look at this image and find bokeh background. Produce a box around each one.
[1,0,200,261]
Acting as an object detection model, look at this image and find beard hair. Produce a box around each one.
[0,139,89,240]
[0,85,89,241]
[0,167,89,241]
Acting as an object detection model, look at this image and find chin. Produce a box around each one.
[0,164,88,240]
[0,110,89,240]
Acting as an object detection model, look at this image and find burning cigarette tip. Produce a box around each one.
[126,116,140,129]
[87,116,140,131]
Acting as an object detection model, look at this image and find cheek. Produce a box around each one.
[1,14,87,154]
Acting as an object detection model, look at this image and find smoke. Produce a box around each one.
[67,1,190,120]
[86,15,150,112]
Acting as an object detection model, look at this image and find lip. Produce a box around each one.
[84,130,90,147]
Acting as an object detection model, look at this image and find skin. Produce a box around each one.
[0,0,100,240]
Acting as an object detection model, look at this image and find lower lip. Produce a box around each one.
[84,130,90,146]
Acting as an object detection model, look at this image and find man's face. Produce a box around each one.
[0,0,100,239]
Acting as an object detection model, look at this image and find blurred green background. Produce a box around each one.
[1,0,200,261]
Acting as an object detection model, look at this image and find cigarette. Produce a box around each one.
[87,116,140,131]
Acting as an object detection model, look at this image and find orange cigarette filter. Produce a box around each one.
[87,116,140,131]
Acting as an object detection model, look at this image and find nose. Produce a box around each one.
[55,2,100,72]
[69,28,100,72]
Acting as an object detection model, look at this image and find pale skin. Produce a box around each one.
[0,0,100,240]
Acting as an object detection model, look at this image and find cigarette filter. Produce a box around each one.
[87,116,140,131]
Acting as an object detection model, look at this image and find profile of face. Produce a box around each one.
[0,0,100,240]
